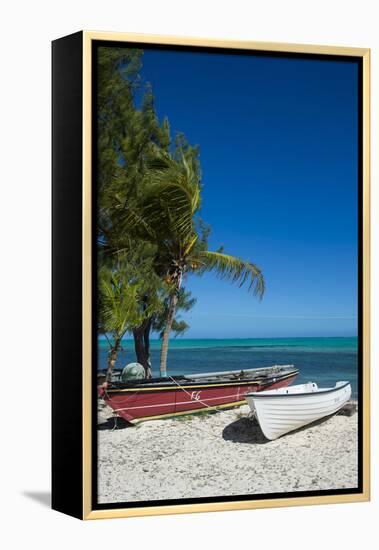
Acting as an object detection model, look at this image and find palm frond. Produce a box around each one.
[197,250,265,298]
[138,181,198,244]
[98,267,141,338]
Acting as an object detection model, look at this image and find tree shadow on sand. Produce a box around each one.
[222,413,341,444]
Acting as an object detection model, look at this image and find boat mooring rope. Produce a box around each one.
[168,375,229,414]
[100,377,253,436]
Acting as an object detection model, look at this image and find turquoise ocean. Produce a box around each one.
[98,336,359,398]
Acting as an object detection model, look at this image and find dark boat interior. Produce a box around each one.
[97,366,298,389]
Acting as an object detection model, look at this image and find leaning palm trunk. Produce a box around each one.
[143,320,152,378]
[160,270,183,377]
[106,338,121,383]
[159,292,178,377]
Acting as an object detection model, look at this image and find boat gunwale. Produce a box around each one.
[104,370,299,393]
[246,381,351,399]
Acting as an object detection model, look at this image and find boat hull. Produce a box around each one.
[99,369,298,424]
[246,381,352,440]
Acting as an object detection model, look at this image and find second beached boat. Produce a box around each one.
[246,380,352,440]
[98,365,298,424]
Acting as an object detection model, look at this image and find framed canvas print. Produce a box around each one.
[52,31,370,520]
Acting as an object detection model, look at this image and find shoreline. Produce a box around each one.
[97,401,358,504]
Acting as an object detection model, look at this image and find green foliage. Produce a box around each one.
[97,46,174,354]
[152,288,197,338]
[98,246,165,348]
[96,46,264,376]
[97,46,199,362]
[98,266,140,341]
[117,146,265,298]
[97,47,171,254]
[115,139,264,375]
[196,250,265,296]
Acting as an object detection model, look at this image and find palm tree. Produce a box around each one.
[98,264,163,381]
[152,288,196,339]
[119,148,265,377]
[98,267,136,382]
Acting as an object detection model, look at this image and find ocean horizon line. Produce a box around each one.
[98,335,358,341]
[97,335,358,352]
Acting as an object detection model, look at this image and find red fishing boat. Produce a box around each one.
[98,365,298,424]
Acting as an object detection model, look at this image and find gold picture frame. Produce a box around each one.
[52,31,370,520]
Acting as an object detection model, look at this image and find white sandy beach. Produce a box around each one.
[97,402,358,504]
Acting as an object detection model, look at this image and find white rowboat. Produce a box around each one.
[245,381,352,440]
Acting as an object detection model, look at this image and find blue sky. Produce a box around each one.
[139,48,359,338]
